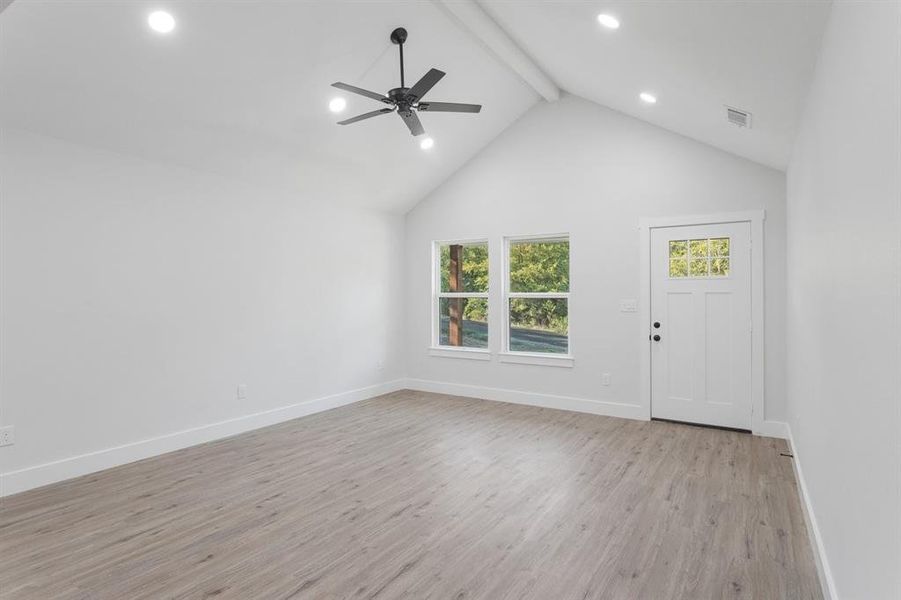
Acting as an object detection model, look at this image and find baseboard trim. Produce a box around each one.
[0,379,405,498]
[403,378,646,420]
[785,423,837,600]
[756,419,790,439]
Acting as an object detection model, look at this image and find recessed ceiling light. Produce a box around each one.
[148,11,175,34]
[639,92,657,104]
[329,97,346,113]
[597,14,620,29]
[420,137,434,150]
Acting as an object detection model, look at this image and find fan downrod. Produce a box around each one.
[390,27,408,87]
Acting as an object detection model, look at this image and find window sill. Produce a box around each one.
[428,347,491,361]
[498,352,574,368]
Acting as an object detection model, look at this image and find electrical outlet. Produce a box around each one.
[0,426,14,447]
[601,373,611,386]
[237,384,247,400]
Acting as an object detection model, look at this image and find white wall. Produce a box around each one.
[786,2,901,599]
[0,128,405,492]
[405,94,787,423]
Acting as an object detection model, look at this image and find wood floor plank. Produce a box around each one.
[0,390,822,599]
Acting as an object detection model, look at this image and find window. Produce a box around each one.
[503,236,570,361]
[669,237,730,278]
[433,241,488,351]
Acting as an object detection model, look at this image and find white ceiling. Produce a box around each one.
[2,1,831,215]
[0,1,538,212]
[481,0,831,170]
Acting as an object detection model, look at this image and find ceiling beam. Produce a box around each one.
[433,0,560,102]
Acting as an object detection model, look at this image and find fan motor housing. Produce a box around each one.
[388,87,410,102]
[389,87,415,113]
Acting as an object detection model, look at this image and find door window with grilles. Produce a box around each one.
[669,238,730,278]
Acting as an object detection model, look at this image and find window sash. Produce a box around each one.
[507,292,569,299]
[432,240,489,349]
[502,234,571,356]
[437,292,489,299]
[508,235,568,244]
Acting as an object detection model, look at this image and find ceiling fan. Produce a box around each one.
[331,27,482,137]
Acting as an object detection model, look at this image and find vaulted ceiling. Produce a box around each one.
[1,1,831,212]
[0,1,539,212]
[482,0,831,170]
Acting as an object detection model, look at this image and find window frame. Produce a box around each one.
[500,233,573,367]
[430,238,490,359]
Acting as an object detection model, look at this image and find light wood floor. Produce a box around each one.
[0,390,822,599]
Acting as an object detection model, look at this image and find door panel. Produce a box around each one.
[665,292,693,401]
[650,222,751,429]
[705,292,733,405]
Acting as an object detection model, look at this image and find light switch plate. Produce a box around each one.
[237,384,247,400]
[620,299,638,312]
[601,373,611,386]
[0,426,14,447]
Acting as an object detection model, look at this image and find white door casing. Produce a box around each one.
[650,222,752,429]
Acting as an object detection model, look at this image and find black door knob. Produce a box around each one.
[653,322,661,328]
[653,334,661,342]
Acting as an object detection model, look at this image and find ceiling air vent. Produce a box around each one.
[726,106,752,129]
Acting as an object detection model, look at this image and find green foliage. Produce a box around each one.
[463,297,487,322]
[440,244,488,322]
[439,297,488,324]
[509,240,569,293]
[669,259,688,277]
[440,244,488,293]
[669,240,687,258]
[689,239,708,257]
[669,237,731,278]
[710,257,730,276]
[709,238,729,256]
[510,298,568,335]
[690,258,708,277]
[509,240,569,334]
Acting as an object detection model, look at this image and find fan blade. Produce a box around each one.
[398,110,425,136]
[405,68,445,102]
[417,102,482,113]
[331,82,393,105]
[337,108,394,125]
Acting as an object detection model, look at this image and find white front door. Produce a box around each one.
[650,222,752,430]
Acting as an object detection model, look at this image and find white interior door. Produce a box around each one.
[650,222,752,430]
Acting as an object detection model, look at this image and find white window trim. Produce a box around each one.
[501,233,573,367]
[498,351,574,368]
[428,346,491,360]
[430,238,491,355]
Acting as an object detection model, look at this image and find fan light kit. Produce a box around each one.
[331,27,482,138]
[597,14,620,29]
[329,97,347,113]
[148,11,175,34]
